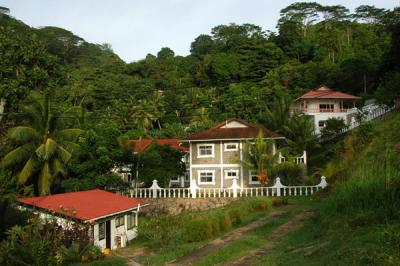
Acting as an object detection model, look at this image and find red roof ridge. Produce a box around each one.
[295,85,361,101]
[183,118,282,141]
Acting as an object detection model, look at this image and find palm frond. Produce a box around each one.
[0,144,36,169]
[8,126,41,144]
[52,158,67,177]
[56,146,72,164]
[59,140,80,154]
[57,129,83,142]
[18,158,38,185]
[38,162,51,196]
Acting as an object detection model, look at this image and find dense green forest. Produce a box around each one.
[0,3,399,196]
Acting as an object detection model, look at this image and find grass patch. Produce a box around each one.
[192,203,308,266]
[134,197,275,265]
[70,256,127,266]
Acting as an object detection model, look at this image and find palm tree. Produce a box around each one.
[284,114,318,154]
[262,95,292,134]
[0,92,82,195]
[239,131,279,185]
[131,95,165,132]
[131,99,155,133]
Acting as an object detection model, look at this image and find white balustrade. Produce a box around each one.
[126,176,329,199]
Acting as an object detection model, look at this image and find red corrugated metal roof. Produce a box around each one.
[183,118,282,141]
[154,139,189,152]
[17,189,144,221]
[296,86,361,100]
[132,139,153,153]
[122,139,189,153]
[135,139,188,153]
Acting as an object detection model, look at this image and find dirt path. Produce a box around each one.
[167,206,293,266]
[224,209,315,266]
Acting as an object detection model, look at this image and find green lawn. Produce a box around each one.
[70,256,127,266]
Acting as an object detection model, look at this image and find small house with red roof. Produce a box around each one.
[17,189,145,251]
[181,118,285,188]
[293,86,361,134]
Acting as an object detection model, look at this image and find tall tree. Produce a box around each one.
[0,92,82,195]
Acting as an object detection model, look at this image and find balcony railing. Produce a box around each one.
[293,107,357,113]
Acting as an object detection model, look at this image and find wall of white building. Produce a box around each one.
[93,212,138,250]
[302,99,357,134]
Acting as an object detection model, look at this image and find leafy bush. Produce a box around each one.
[321,117,347,139]
[275,161,305,185]
[0,216,99,266]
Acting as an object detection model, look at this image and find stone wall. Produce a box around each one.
[140,198,238,216]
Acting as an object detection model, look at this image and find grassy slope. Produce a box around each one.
[258,113,400,265]
[119,198,283,265]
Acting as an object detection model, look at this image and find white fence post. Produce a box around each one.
[318,176,328,189]
[149,179,161,198]
[189,179,199,198]
[303,150,307,165]
[229,178,240,198]
[272,177,285,197]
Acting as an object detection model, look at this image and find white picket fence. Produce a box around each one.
[342,105,394,133]
[122,176,328,199]
[320,105,395,142]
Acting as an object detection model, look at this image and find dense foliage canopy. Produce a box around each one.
[0,3,399,196]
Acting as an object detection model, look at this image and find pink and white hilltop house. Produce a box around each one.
[293,86,361,134]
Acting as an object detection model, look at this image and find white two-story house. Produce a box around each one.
[181,118,286,189]
[293,86,361,134]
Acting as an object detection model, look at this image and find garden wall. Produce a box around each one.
[140,198,239,216]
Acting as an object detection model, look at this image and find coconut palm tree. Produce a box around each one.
[239,131,279,185]
[0,92,82,195]
[262,95,292,134]
[284,113,318,154]
[131,99,155,133]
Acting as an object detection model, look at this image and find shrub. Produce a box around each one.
[0,216,95,266]
[228,209,243,226]
[321,117,347,139]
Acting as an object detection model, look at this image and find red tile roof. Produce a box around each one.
[183,118,282,141]
[121,139,189,153]
[154,139,189,152]
[17,189,144,221]
[296,86,361,101]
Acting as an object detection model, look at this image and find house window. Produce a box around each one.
[224,170,239,179]
[249,171,260,184]
[127,213,135,230]
[319,104,334,112]
[224,143,238,151]
[318,120,326,128]
[98,222,105,240]
[198,144,214,158]
[198,170,215,184]
[115,215,124,227]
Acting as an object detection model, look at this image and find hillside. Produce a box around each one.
[1,4,399,134]
[263,112,400,265]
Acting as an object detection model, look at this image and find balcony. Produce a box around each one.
[293,107,357,114]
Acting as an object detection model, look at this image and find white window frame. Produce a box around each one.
[197,144,214,158]
[198,170,215,185]
[224,143,239,152]
[224,169,239,179]
[249,171,261,185]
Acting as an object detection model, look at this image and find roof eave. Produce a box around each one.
[180,136,286,142]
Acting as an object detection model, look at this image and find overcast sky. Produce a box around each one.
[2,0,399,63]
